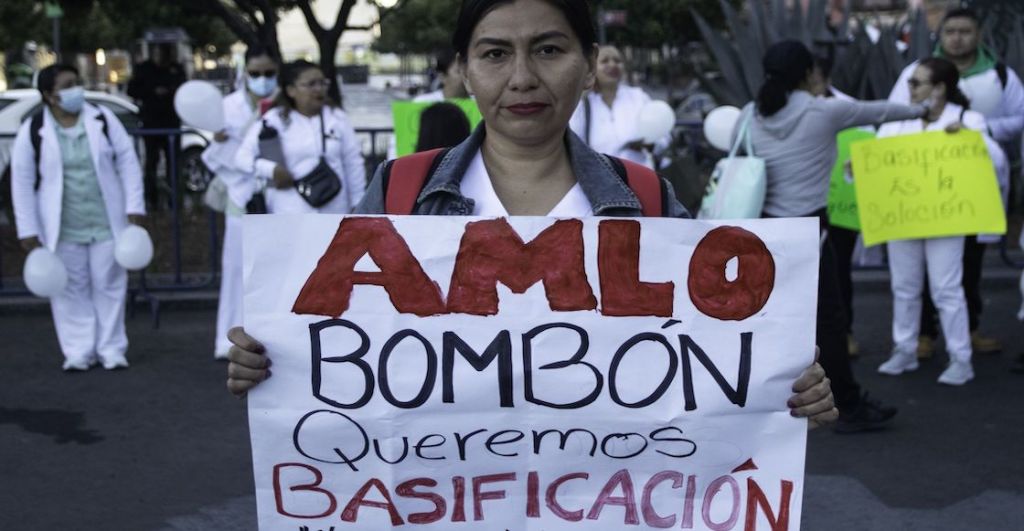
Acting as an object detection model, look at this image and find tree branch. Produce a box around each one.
[327,0,358,38]
[296,0,326,38]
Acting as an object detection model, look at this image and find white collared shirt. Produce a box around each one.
[459,150,592,217]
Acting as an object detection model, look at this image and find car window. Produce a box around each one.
[90,99,140,130]
[0,98,16,113]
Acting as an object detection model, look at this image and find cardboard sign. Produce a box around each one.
[850,130,1007,245]
[392,99,483,157]
[244,215,819,530]
[827,129,876,231]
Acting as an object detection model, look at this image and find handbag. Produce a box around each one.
[697,109,767,219]
[203,175,229,213]
[294,110,342,208]
[246,184,268,214]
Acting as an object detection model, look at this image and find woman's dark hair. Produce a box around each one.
[244,45,277,64]
[415,102,472,152]
[918,57,971,110]
[36,63,79,98]
[756,40,814,117]
[272,60,329,121]
[941,7,980,28]
[436,49,457,74]
[452,0,596,60]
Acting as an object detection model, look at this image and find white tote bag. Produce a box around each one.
[698,110,767,219]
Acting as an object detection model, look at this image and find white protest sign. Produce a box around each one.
[244,215,819,530]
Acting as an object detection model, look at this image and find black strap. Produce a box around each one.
[319,109,327,158]
[583,95,592,146]
[996,63,1008,88]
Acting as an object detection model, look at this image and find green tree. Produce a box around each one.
[374,0,461,55]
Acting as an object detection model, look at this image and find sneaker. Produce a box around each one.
[1011,354,1024,374]
[878,351,919,375]
[938,361,974,385]
[916,335,935,359]
[833,393,898,434]
[971,332,1002,354]
[101,357,130,371]
[62,358,97,372]
[847,335,860,358]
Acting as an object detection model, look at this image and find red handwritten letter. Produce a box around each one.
[598,220,674,317]
[272,463,337,519]
[292,217,446,317]
[688,226,775,321]
[447,219,597,315]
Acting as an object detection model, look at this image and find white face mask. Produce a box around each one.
[247,75,278,98]
[56,86,85,114]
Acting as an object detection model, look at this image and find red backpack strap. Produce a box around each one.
[615,157,663,217]
[385,148,447,215]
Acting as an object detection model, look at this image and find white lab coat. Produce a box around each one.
[235,106,366,214]
[11,103,145,250]
[206,89,260,357]
[877,103,1004,363]
[10,103,144,367]
[202,89,261,209]
[568,85,669,168]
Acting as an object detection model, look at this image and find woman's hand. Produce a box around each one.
[226,327,272,397]
[788,348,838,429]
[19,237,42,252]
[945,121,963,134]
[272,165,295,189]
[127,214,145,225]
[214,130,229,143]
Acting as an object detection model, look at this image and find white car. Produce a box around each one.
[0,88,212,194]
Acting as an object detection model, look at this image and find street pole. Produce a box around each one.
[597,7,607,45]
[45,2,64,62]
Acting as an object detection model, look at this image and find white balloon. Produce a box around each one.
[114,225,154,271]
[174,80,225,131]
[23,247,68,298]
[635,100,676,144]
[703,106,742,152]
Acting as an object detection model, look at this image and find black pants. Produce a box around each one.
[143,135,181,209]
[767,211,862,410]
[921,236,985,336]
[830,225,859,332]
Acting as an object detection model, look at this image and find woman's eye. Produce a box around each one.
[483,49,508,60]
[538,45,561,56]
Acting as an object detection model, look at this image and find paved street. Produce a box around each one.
[1,272,1022,530]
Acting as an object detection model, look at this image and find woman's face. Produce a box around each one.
[595,46,624,88]
[463,0,595,147]
[285,67,328,113]
[908,65,943,105]
[246,55,278,82]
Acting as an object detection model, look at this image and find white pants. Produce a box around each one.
[215,214,243,356]
[888,236,972,362]
[52,239,128,365]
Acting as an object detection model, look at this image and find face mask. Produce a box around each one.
[247,76,278,98]
[56,86,85,114]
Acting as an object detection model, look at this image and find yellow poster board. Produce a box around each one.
[849,130,1006,246]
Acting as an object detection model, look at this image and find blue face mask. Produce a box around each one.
[56,86,85,114]
[247,75,278,98]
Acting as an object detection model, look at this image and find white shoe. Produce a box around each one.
[101,357,130,370]
[62,358,97,372]
[938,361,974,386]
[878,351,919,375]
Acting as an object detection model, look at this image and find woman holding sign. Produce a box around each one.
[225,0,837,426]
[234,60,366,215]
[874,57,1007,386]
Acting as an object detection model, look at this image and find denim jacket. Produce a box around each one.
[354,125,691,218]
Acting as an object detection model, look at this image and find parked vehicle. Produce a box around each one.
[0,89,212,195]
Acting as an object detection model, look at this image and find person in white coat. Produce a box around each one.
[568,45,667,168]
[888,7,1023,356]
[10,64,145,371]
[235,60,365,214]
[205,47,278,359]
[876,57,1008,386]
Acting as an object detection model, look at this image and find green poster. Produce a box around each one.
[391,99,483,157]
[827,128,876,231]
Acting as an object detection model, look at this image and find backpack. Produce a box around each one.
[30,109,113,190]
[381,148,666,216]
